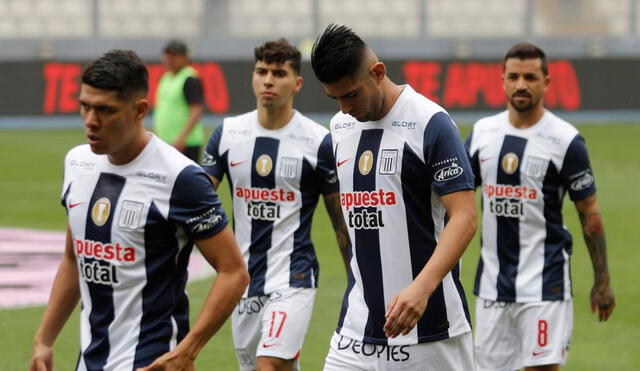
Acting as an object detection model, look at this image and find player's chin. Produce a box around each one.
[88,143,107,154]
[353,113,369,122]
[511,101,533,112]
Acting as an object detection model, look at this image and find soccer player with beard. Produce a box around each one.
[465,43,616,371]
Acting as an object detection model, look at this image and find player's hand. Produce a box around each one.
[383,281,429,338]
[136,350,195,371]
[591,281,615,322]
[30,341,53,371]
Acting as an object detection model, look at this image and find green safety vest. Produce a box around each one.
[154,66,205,146]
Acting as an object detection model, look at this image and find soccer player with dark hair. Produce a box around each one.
[30,49,249,371]
[201,38,350,371]
[311,24,477,370]
[465,42,615,371]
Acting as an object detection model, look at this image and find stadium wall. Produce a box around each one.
[0,58,638,122]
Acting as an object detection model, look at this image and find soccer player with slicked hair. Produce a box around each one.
[311,24,477,370]
[30,50,248,371]
[466,42,615,371]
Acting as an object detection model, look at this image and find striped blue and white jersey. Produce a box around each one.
[466,110,596,302]
[330,85,474,346]
[61,135,228,370]
[202,110,338,297]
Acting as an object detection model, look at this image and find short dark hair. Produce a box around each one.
[504,42,548,76]
[254,38,302,75]
[82,49,149,99]
[163,40,189,56]
[311,24,366,83]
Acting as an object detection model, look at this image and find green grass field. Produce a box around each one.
[1,125,639,370]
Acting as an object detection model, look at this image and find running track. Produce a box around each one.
[0,228,214,309]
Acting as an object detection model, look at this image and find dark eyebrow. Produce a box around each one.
[255,66,287,73]
[326,89,358,100]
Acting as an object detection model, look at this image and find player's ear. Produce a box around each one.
[134,98,149,122]
[295,75,303,93]
[371,62,385,83]
[544,74,551,93]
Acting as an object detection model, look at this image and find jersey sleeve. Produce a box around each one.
[183,76,204,104]
[201,123,227,181]
[169,165,229,240]
[561,134,596,201]
[423,112,475,196]
[315,133,339,195]
[464,127,481,188]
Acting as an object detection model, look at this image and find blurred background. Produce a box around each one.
[0,0,638,128]
[1,1,639,370]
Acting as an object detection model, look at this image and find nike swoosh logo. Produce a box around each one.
[262,343,278,348]
[69,202,84,208]
[337,159,350,167]
[480,157,493,163]
[230,160,246,167]
[532,350,551,356]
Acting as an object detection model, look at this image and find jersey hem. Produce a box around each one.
[243,286,317,298]
[437,182,475,197]
[474,293,573,303]
[334,327,471,346]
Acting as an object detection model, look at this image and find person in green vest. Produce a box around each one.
[154,40,205,162]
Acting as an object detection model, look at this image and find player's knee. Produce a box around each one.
[256,356,295,371]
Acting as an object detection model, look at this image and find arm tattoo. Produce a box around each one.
[323,192,351,272]
[578,210,610,283]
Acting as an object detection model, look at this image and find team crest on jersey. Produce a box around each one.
[118,200,143,230]
[523,156,549,178]
[91,198,111,227]
[256,154,273,177]
[358,150,374,176]
[378,149,398,175]
[279,157,298,179]
[501,152,519,175]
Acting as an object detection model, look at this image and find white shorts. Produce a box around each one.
[232,287,316,371]
[324,331,475,371]
[475,298,573,371]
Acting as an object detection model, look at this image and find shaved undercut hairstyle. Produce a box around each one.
[311,24,367,83]
[504,42,548,76]
[255,38,302,75]
[82,49,149,100]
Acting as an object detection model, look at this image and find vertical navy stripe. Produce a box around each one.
[464,128,482,188]
[174,242,192,342]
[474,198,485,296]
[247,137,279,296]
[401,143,450,338]
[353,129,386,343]
[452,262,471,325]
[62,185,71,210]
[82,173,125,370]
[473,255,484,296]
[290,158,319,288]
[495,135,527,301]
[541,162,571,300]
[133,203,185,369]
[336,252,355,333]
